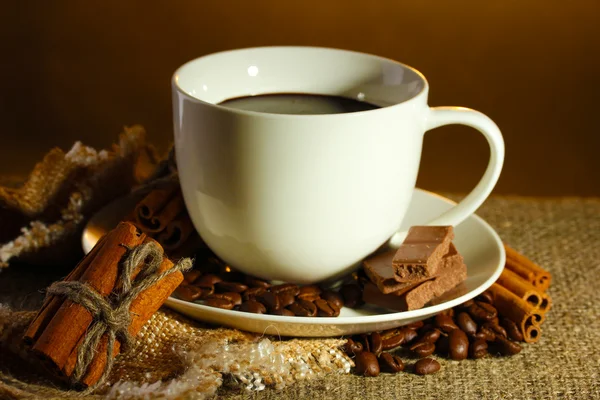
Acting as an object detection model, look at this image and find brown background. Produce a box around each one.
[2,0,599,195]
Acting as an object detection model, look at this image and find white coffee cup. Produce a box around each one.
[172,47,504,283]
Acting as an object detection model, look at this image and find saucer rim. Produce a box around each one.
[164,188,504,326]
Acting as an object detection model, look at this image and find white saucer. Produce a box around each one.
[82,188,505,337]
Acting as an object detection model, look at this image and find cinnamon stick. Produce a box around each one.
[23,234,109,346]
[28,223,144,376]
[496,268,544,310]
[156,213,195,250]
[135,185,185,233]
[62,236,184,386]
[539,293,552,313]
[487,283,543,343]
[504,245,551,291]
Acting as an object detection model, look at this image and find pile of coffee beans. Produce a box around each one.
[343,293,523,377]
[176,263,358,317]
[176,258,526,377]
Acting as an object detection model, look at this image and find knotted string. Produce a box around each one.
[45,241,192,393]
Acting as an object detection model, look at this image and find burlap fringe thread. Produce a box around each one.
[0,305,352,399]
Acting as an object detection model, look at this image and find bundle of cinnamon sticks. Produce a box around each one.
[484,245,552,343]
[23,222,188,388]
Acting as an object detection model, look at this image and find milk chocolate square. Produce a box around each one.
[391,226,454,282]
[362,246,466,311]
[364,250,431,294]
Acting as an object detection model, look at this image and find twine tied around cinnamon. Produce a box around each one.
[45,241,192,392]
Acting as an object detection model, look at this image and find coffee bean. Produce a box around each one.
[297,293,320,302]
[298,299,317,316]
[476,291,494,304]
[195,274,222,286]
[468,301,498,322]
[381,328,402,340]
[271,308,295,317]
[410,341,435,358]
[297,285,322,301]
[203,298,234,310]
[381,331,405,350]
[439,308,454,317]
[402,328,419,345]
[344,338,364,355]
[405,320,424,330]
[473,326,496,342]
[174,284,203,301]
[355,352,380,377]
[243,287,266,301]
[340,284,363,308]
[288,303,310,317]
[183,270,202,284]
[257,291,280,311]
[501,318,524,342]
[206,292,242,306]
[414,358,440,375]
[321,290,344,309]
[495,335,522,356]
[369,332,383,355]
[315,299,340,317]
[288,300,317,317]
[435,314,459,333]
[483,322,507,338]
[215,281,248,293]
[420,329,442,344]
[244,276,271,288]
[490,316,500,325]
[470,339,488,359]
[448,329,469,360]
[271,283,300,296]
[278,292,296,308]
[456,312,478,336]
[240,300,267,314]
[457,299,474,309]
[191,281,214,297]
[378,352,404,373]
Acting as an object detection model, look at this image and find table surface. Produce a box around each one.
[2,195,599,399]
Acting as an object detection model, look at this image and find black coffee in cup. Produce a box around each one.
[219,93,379,115]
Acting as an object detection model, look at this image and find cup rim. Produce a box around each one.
[172,46,429,119]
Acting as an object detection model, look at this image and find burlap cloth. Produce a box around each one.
[2,195,599,399]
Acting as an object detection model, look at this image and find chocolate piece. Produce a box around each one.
[392,226,454,282]
[364,250,430,294]
[362,251,467,311]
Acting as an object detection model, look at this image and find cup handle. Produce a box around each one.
[389,106,505,246]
